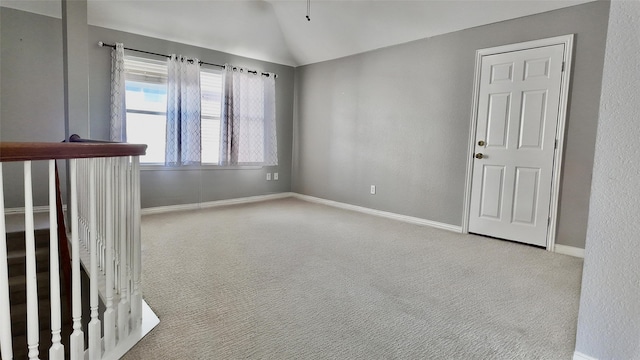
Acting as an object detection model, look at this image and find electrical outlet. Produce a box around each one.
[266,173,272,181]
[370,185,376,195]
[274,172,279,180]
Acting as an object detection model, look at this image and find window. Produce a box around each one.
[124,56,167,164]
[124,56,224,165]
[200,69,223,164]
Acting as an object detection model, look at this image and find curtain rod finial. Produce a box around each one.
[98,41,104,47]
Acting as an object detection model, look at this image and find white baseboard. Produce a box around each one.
[573,351,598,360]
[141,192,462,233]
[4,204,67,214]
[291,193,462,233]
[141,192,294,215]
[554,244,585,258]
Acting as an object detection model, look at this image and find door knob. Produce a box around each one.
[477,140,485,146]
[475,153,484,159]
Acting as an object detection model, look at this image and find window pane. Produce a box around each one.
[201,117,220,164]
[201,68,223,164]
[201,69,222,118]
[124,56,168,164]
[126,113,166,164]
[125,80,167,113]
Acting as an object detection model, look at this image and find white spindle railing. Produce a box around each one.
[103,159,116,353]
[0,140,153,360]
[23,161,40,360]
[0,164,14,360]
[75,156,144,359]
[130,157,142,331]
[117,157,130,343]
[88,158,101,360]
[70,158,85,360]
[48,160,64,360]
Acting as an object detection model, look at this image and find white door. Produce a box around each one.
[468,44,565,247]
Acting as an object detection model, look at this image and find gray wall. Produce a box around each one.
[1,4,609,248]
[293,1,609,249]
[87,26,295,208]
[575,2,640,358]
[0,8,295,209]
[0,8,66,207]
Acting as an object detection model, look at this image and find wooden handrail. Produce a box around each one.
[0,141,147,162]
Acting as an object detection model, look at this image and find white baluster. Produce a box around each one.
[126,161,132,302]
[104,158,116,351]
[131,156,142,329]
[99,158,105,273]
[88,159,102,359]
[113,160,120,294]
[83,160,89,252]
[24,161,40,360]
[102,159,107,275]
[0,164,14,360]
[97,159,102,272]
[82,160,88,251]
[77,161,84,250]
[48,160,64,360]
[103,160,108,275]
[69,159,84,360]
[117,157,130,340]
[127,162,133,303]
[77,161,82,246]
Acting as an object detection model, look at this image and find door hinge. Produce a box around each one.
[561,62,565,72]
[554,139,558,149]
[548,217,551,226]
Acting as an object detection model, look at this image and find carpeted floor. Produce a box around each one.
[122,197,583,359]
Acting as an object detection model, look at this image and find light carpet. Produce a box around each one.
[122,197,583,359]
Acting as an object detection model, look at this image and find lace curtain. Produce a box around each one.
[220,66,277,166]
[165,55,202,166]
[110,43,126,142]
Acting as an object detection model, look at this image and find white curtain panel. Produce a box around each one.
[165,55,201,166]
[220,66,278,166]
[110,43,126,142]
[263,75,278,166]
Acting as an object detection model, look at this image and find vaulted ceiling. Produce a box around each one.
[2,0,595,66]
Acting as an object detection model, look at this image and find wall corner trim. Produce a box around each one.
[141,192,294,215]
[573,351,598,360]
[292,193,462,233]
[554,244,585,258]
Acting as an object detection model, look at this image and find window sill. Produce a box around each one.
[140,164,264,171]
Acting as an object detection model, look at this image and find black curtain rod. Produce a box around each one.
[98,41,276,77]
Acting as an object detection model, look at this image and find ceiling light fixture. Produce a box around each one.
[306,0,311,21]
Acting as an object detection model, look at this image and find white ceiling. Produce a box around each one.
[1,0,595,66]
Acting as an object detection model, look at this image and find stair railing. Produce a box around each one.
[0,137,149,360]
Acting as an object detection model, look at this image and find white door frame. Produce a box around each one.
[461,34,574,251]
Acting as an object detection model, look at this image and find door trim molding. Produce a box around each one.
[461,34,575,252]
